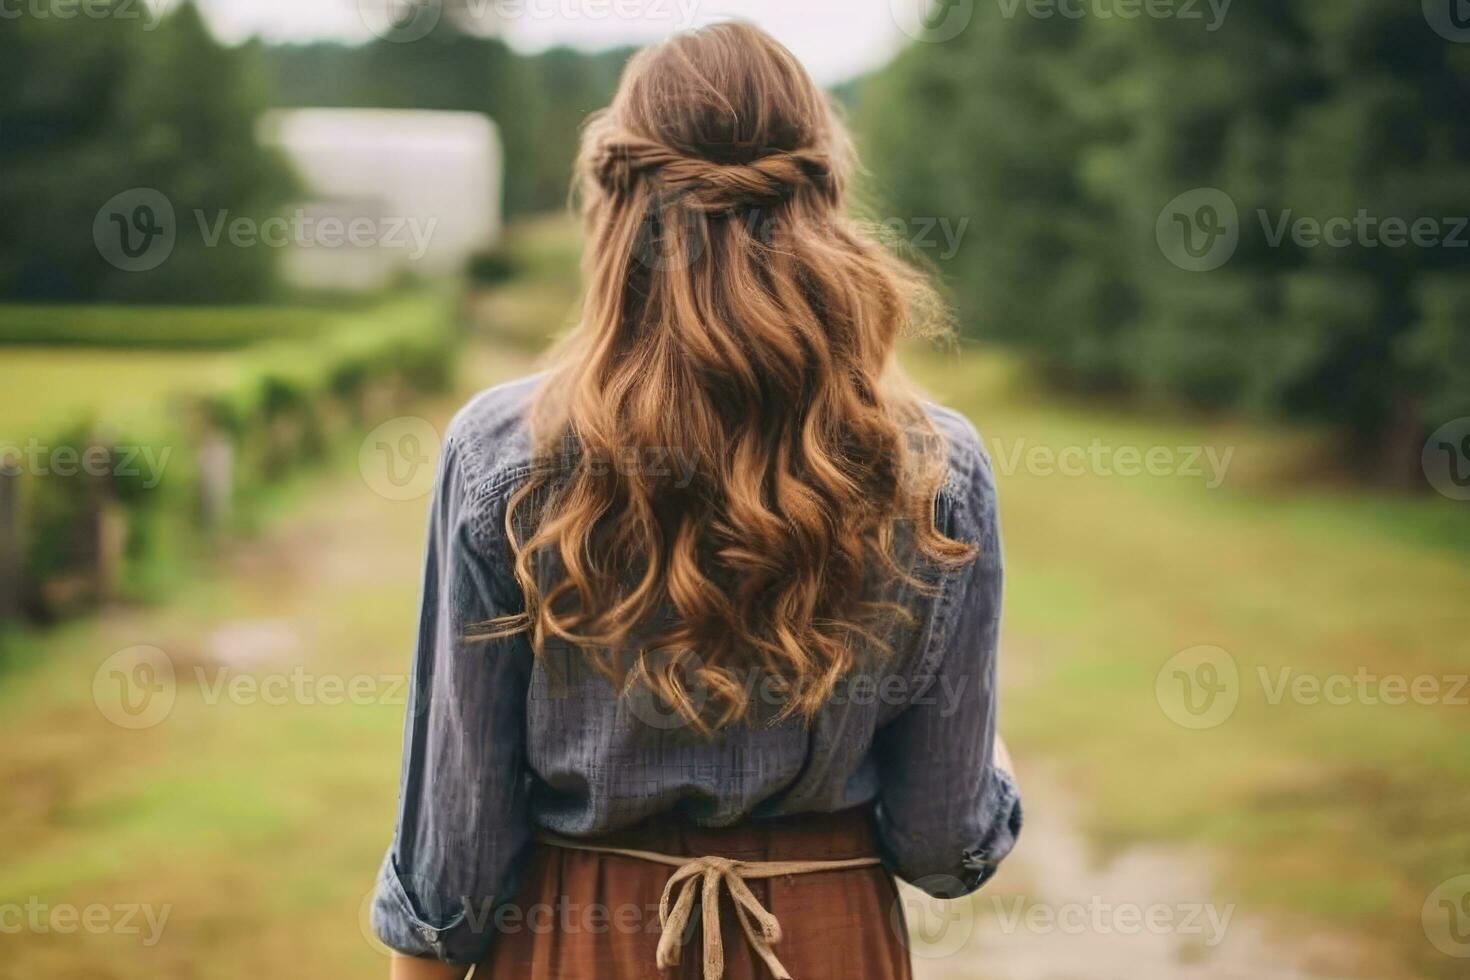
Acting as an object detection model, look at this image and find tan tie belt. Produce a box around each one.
[536,832,883,980]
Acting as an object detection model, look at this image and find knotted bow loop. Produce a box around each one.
[656,855,792,980]
[536,832,882,980]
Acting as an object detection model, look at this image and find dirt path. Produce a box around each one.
[906,770,1377,980]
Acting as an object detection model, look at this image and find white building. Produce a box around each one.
[258,108,502,292]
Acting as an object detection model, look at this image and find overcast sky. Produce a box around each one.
[194,0,915,86]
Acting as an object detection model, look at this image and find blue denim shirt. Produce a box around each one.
[372,375,1022,964]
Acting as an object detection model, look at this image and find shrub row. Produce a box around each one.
[0,294,461,624]
[0,304,342,349]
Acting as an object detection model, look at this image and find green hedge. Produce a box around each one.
[1,294,460,623]
[0,305,341,349]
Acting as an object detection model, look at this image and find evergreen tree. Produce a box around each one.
[857,2,1470,477]
[0,0,293,302]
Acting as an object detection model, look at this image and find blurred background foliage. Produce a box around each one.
[0,0,629,619]
[7,0,1467,482]
[0,1,293,303]
[1,0,629,303]
[8,0,1458,487]
[853,2,1470,481]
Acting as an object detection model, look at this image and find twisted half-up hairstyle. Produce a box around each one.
[483,22,974,732]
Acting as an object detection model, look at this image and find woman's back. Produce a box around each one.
[374,374,1020,969]
[449,374,1008,826]
[374,22,1021,978]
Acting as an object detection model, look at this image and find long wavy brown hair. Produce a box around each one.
[483,22,974,732]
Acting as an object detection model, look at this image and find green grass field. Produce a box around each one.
[0,296,452,443]
[914,345,1470,976]
[1,220,1467,978]
[0,347,238,442]
[0,304,344,349]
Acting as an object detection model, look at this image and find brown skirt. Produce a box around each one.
[477,806,913,980]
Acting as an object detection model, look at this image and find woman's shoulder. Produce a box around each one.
[921,401,996,505]
[441,372,545,506]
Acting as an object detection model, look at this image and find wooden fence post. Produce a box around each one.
[94,492,127,605]
[90,442,127,605]
[197,430,234,532]
[0,457,19,621]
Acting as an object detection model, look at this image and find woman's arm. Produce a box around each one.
[871,425,1022,896]
[391,953,470,980]
[369,431,535,967]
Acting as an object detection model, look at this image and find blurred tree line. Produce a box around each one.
[0,0,292,303]
[0,0,626,304]
[856,4,1470,478]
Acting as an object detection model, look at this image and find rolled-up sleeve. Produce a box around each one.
[873,434,1022,897]
[371,436,533,964]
